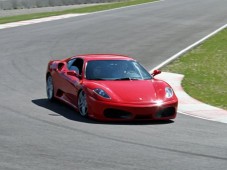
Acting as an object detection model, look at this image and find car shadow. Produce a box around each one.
[32,98,174,125]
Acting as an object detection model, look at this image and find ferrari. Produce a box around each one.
[46,54,178,121]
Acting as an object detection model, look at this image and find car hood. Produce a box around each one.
[85,80,168,103]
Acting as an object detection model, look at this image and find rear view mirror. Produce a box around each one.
[152,70,161,76]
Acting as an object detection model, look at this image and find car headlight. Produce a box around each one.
[93,88,110,99]
[165,87,174,98]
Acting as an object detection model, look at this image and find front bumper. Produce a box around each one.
[87,96,178,121]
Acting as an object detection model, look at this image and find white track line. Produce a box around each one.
[0,14,87,29]
[152,23,227,71]
[84,0,164,15]
[0,0,163,30]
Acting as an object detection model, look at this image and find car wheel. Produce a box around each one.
[46,75,54,101]
[78,91,88,117]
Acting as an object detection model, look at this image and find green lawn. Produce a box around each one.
[0,0,156,24]
[162,28,227,110]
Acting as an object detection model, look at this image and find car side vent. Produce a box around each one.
[58,63,65,71]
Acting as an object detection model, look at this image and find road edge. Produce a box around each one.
[151,24,227,71]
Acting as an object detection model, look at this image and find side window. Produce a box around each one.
[67,58,76,69]
[68,58,84,75]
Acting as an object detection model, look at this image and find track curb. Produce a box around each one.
[156,72,227,124]
[151,24,227,123]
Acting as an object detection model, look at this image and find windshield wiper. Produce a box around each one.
[89,78,107,80]
[113,77,140,80]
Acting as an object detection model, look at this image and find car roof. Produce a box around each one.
[72,54,134,61]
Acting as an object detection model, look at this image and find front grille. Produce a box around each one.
[156,107,175,118]
[104,109,132,119]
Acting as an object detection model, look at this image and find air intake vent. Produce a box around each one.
[156,107,175,118]
[104,109,132,119]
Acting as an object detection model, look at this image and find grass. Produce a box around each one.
[0,0,156,24]
[162,28,227,110]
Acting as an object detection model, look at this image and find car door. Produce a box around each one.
[59,58,83,106]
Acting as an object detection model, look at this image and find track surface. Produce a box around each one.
[0,0,227,169]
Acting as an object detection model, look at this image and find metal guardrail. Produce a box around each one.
[0,0,119,10]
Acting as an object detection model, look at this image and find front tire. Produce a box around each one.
[78,91,88,117]
[46,75,54,101]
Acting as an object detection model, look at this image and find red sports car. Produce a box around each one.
[46,54,178,121]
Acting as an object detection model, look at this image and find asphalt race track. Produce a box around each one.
[0,0,227,169]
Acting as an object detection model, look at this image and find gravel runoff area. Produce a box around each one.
[0,3,107,17]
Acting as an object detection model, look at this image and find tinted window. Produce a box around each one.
[68,58,84,75]
[67,58,76,69]
[86,60,152,80]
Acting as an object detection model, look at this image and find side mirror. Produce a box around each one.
[67,70,81,79]
[152,69,161,76]
[67,70,76,76]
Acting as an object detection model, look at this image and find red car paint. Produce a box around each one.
[46,54,178,121]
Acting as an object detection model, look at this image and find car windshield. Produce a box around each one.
[85,60,152,80]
